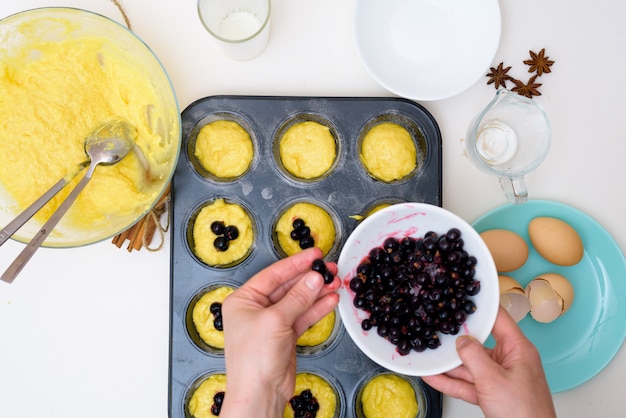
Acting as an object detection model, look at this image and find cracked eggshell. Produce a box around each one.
[480,229,529,272]
[525,273,574,323]
[498,275,530,322]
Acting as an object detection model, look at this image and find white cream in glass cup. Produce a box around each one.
[197,0,271,61]
[466,88,551,204]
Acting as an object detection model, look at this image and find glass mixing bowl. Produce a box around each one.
[0,7,181,247]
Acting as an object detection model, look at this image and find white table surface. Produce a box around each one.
[1,0,625,417]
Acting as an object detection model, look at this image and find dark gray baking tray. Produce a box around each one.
[169,95,443,418]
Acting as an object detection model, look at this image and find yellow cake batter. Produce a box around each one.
[192,286,235,349]
[279,121,336,179]
[188,373,227,418]
[284,373,337,418]
[193,198,254,267]
[194,120,254,178]
[0,17,177,239]
[361,374,419,418]
[360,122,417,182]
[275,202,335,257]
[297,310,335,347]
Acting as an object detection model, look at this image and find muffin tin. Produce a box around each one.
[169,96,443,418]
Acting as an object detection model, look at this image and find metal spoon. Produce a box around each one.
[1,118,135,283]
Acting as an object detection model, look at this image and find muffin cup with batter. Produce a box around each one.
[273,113,342,184]
[296,308,342,356]
[187,197,256,268]
[355,371,427,418]
[187,112,258,182]
[272,198,342,260]
[284,370,344,418]
[357,114,427,183]
[184,370,227,418]
[186,282,238,355]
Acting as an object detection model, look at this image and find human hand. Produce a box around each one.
[422,307,556,418]
[219,247,340,418]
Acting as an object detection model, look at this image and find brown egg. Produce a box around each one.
[525,273,574,323]
[498,275,530,322]
[528,217,583,266]
[480,229,529,272]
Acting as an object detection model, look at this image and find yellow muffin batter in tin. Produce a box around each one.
[274,201,338,258]
[190,286,235,351]
[193,119,254,180]
[187,373,227,418]
[296,310,337,353]
[277,119,338,180]
[358,373,423,418]
[360,122,418,182]
[284,372,340,418]
[191,198,255,267]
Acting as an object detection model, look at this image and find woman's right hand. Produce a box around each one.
[422,307,556,418]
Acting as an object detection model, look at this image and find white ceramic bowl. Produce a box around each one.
[337,202,499,376]
[354,0,501,101]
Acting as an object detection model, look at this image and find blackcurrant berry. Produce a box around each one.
[311,258,326,274]
[423,236,437,252]
[400,236,416,251]
[356,263,371,279]
[210,302,222,316]
[213,315,223,331]
[298,225,311,237]
[397,339,412,355]
[213,236,229,251]
[437,236,451,253]
[224,225,239,240]
[383,237,399,253]
[299,235,315,249]
[210,221,226,235]
[446,228,461,242]
[349,277,365,293]
[293,218,305,230]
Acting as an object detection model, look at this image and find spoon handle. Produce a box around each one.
[1,163,97,284]
[0,177,68,248]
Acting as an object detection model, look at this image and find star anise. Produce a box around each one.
[486,62,513,89]
[511,75,542,98]
[523,49,554,76]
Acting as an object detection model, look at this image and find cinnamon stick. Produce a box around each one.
[111,183,171,252]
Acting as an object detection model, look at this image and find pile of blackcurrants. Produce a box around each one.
[211,221,239,252]
[290,218,315,250]
[349,228,481,356]
[289,389,320,418]
[210,301,224,331]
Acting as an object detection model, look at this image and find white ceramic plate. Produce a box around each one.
[354,0,502,101]
[337,203,499,376]
[473,200,626,393]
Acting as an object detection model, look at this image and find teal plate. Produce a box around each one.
[472,200,626,393]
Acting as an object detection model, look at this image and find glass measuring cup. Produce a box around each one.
[197,0,271,61]
[466,88,551,204]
